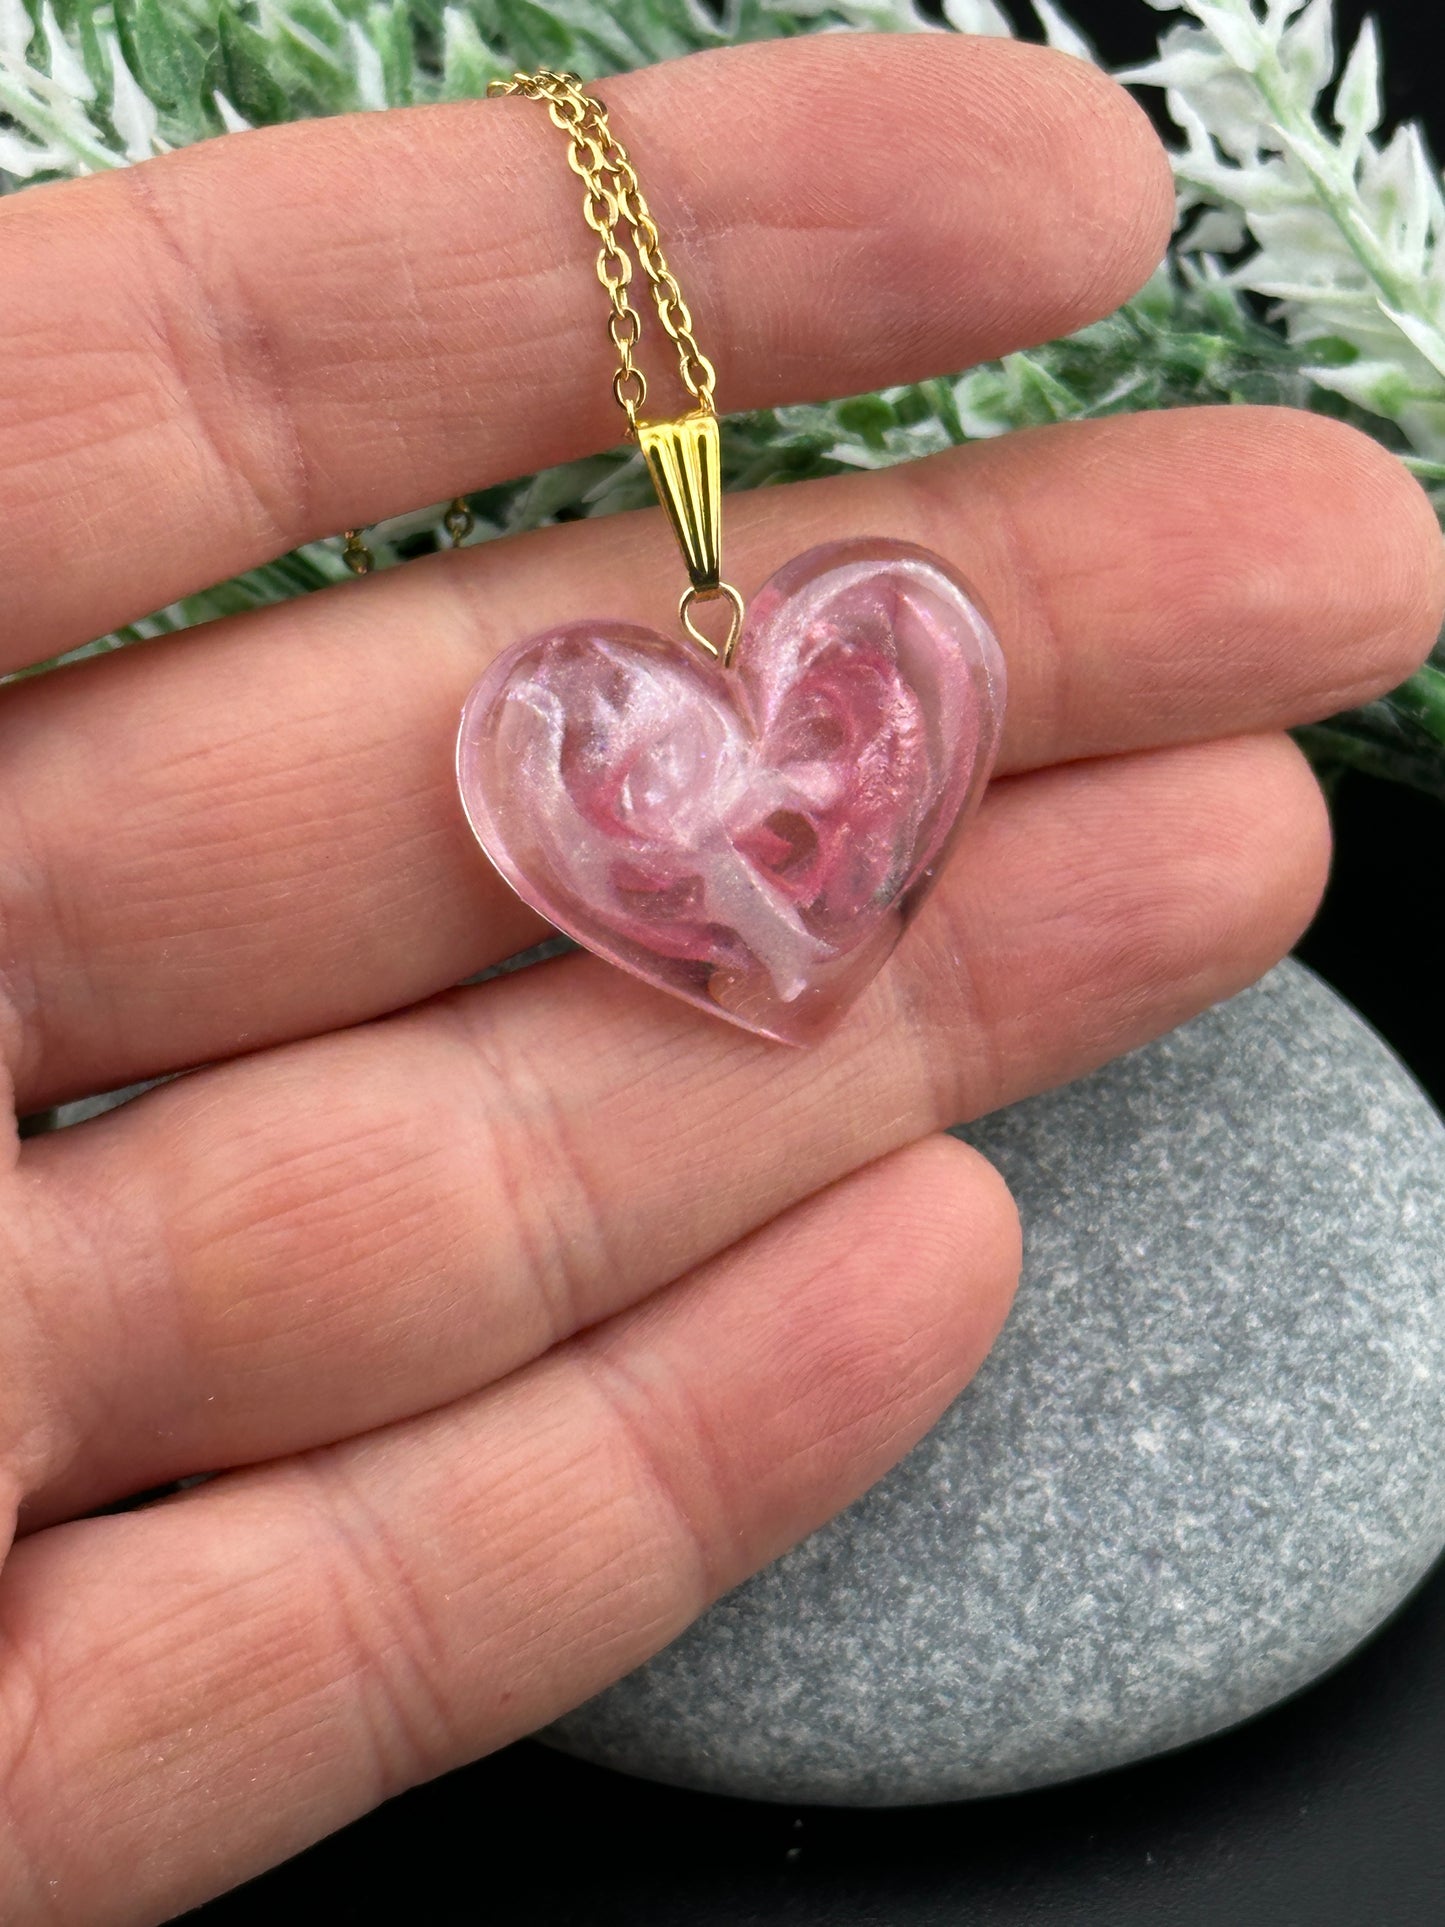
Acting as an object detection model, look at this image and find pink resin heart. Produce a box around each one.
[457,537,1006,1044]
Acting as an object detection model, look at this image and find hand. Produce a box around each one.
[0,31,1438,1921]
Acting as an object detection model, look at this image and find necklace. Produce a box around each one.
[453,68,1006,1046]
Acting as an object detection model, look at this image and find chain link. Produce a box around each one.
[443,498,475,545]
[341,497,472,576]
[487,67,717,427]
[339,70,716,582]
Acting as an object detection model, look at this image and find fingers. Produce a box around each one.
[10,731,1328,1526]
[0,1136,1018,1922]
[0,405,1435,1109]
[0,33,1171,665]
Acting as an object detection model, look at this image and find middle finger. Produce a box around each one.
[14,723,1328,1525]
[0,403,1435,1107]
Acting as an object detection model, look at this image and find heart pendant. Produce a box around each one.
[456,537,1005,1045]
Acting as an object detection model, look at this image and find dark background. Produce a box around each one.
[189,2,1445,1919]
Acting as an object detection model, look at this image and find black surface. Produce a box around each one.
[1297,772,1445,1106]
[193,0,1445,1915]
[187,1545,1445,1925]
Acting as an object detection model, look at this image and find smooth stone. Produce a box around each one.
[543,961,1445,1804]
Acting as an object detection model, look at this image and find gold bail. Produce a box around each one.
[636,406,723,592]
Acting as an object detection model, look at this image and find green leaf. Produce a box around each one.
[73,3,113,106]
[834,394,898,444]
[617,0,729,60]
[1306,333,1359,367]
[1007,352,1083,423]
[1333,14,1380,153]
[1189,3,1263,73]
[368,0,415,104]
[1276,0,1336,108]
[210,6,291,123]
[1391,663,1445,745]
[470,0,576,69]
[440,6,500,98]
[114,0,207,112]
[252,1,356,114]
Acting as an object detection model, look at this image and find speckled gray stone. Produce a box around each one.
[544,961,1445,1804]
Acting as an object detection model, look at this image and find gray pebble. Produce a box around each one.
[544,962,1445,1804]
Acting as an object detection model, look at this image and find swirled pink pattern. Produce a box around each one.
[457,538,1006,1043]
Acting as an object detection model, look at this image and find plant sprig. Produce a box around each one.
[3,0,1444,798]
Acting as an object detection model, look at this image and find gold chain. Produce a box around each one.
[486,67,717,427]
[341,496,472,576]
[338,68,740,663]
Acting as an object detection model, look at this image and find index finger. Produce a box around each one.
[0,32,1171,667]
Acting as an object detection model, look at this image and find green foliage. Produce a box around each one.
[2,0,1444,798]
[213,8,292,123]
[114,0,204,113]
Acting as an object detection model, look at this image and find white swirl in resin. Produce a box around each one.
[457,538,1006,1044]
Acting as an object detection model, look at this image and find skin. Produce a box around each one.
[0,30,1440,1922]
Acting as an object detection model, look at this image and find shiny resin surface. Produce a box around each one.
[458,538,1006,1043]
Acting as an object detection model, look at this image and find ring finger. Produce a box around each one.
[10,725,1329,1527]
